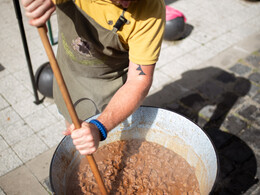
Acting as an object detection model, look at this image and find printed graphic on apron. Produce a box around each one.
[61,33,102,66]
[72,37,93,57]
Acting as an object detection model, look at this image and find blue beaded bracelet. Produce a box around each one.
[89,119,107,141]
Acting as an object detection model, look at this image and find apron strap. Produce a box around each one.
[112,8,129,32]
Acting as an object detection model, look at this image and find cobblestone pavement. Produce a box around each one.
[144,49,260,194]
[0,0,260,194]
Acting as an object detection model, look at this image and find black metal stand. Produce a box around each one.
[12,0,43,104]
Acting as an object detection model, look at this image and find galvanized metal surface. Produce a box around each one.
[50,107,218,195]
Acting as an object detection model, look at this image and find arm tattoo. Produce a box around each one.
[136,65,146,75]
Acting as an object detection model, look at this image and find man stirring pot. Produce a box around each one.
[21,0,165,155]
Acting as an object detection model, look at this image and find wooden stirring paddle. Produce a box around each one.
[37,26,108,195]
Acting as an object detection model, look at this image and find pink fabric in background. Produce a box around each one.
[166,5,186,22]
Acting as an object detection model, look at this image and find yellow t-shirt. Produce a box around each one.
[55,0,165,65]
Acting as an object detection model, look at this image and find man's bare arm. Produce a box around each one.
[97,61,155,132]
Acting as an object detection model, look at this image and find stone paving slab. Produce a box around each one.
[0,147,23,177]
[0,146,56,195]
[25,146,56,193]
[0,165,49,195]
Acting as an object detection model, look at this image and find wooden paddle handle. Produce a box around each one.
[37,27,108,195]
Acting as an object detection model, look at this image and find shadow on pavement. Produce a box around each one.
[144,67,259,194]
[0,63,5,72]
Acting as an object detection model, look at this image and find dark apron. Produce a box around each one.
[54,0,129,123]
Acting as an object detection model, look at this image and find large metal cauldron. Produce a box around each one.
[50,107,218,195]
